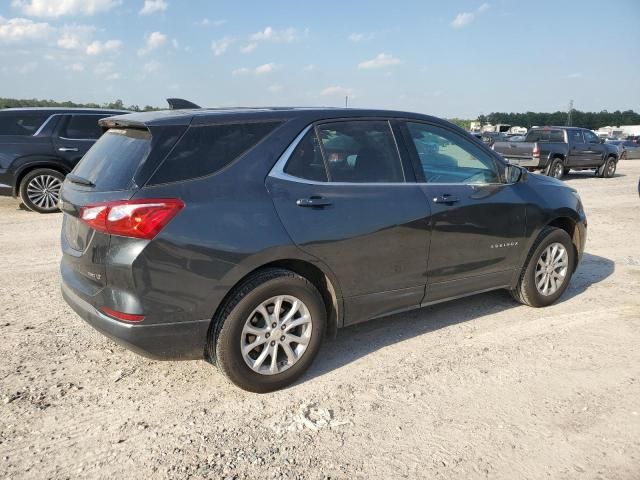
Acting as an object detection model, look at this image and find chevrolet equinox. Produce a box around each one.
[60,108,587,392]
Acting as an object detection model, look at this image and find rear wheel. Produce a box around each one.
[209,269,326,393]
[511,227,575,307]
[19,168,64,213]
[547,158,564,179]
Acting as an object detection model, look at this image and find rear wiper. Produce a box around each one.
[66,173,95,187]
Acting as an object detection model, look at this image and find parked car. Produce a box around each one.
[606,139,640,160]
[0,107,128,212]
[60,107,587,392]
[492,126,619,179]
[481,131,508,146]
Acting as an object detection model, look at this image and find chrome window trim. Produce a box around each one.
[269,123,510,187]
[32,114,60,136]
[58,136,97,142]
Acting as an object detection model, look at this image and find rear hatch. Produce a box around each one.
[60,123,185,304]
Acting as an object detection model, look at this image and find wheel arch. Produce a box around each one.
[14,159,71,196]
[206,257,342,361]
[546,216,581,272]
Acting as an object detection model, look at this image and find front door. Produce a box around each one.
[267,120,432,325]
[400,121,527,302]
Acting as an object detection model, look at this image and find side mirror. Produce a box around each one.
[505,164,526,183]
[600,138,605,144]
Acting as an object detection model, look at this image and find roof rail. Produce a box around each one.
[166,98,201,110]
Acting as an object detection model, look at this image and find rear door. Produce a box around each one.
[52,114,111,168]
[400,120,527,302]
[566,129,590,167]
[267,119,432,325]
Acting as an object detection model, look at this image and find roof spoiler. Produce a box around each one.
[166,98,201,110]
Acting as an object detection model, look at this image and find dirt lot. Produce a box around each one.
[1,162,639,480]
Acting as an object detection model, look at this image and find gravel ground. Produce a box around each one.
[1,163,639,480]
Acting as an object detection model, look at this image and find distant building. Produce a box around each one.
[595,125,640,138]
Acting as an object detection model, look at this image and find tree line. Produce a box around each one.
[0,98,159,112]
[2,98,638,131]
[450,110,640,131]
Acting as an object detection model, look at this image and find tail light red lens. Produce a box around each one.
[80,198,184,240]
[532,144,540,158]
[101,307,145,322]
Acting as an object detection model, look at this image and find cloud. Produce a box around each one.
[11,0,121,18]
[17,61,38,74]
[249,26,301,43]
[303,64,315,72]
[451,12,475,28]
[138,31,167,55]
[240,42,257,53]
[267,85,283,93]
[232,63,277,75]
[93,61,113,75]
[451,3,490,28]
[105,72,120,80]
[65,62,84,72]
[567,72,582,78]
[139,0,167,15]
[199,18,226,27]
[320,86,353,97]
[357,53,400,70]
[143,60,161,73]
[348,32,374,42]
[86,39,121,55]
[56,24,95,50]
[255,63,275,74]
[211,36,232,56]
[0,16,52,44]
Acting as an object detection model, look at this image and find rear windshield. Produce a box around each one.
[72,128,151,191]
[0,113,49,136]
[147,121,282,185]
[526,129,565,143]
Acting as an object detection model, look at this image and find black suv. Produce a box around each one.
[60,108,587,392]
[0,108,127,212]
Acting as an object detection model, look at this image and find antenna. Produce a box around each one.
[567,99,574,126]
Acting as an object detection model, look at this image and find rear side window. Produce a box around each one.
[73,128,151,191]
[284,129,328,181]
[526,129,565,143]
[0,113,49,136]
[149,121,281,184]
[62,115,105,139]
[317,121,404,183]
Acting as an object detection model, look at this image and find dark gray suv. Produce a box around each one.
[60,107,587,392]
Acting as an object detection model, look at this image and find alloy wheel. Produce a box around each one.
[26,174,62,211]
[535,242,569,296]
[240,295,313,375]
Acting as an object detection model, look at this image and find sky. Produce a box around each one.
[0,0,639,118]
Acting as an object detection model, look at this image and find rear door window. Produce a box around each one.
[62,115,106,139]
[148,121,282,184]
[316,120,404,183]
[0,113,49,135]
[567,130,585,144]
[72,128,151,191]
[526,129,565,143]
[284,129,328,182]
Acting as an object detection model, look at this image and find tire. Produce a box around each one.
[601,157,617,178]
[510,227,575,308]
[209,268,326,393]
[19,168,64,213]
[547,158,565,179]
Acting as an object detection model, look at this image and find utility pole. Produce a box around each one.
[345,96,349,108]
[567,99,574,126]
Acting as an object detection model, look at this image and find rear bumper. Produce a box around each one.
[61,281,210,360]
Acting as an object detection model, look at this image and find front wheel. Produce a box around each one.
[601,157,617,178]
[209,269,326,393]
[19,168,64,213]
[511,227,575,307]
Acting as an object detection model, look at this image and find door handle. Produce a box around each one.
[296,196,332,208]
[433,194,460,205]
[58,147,79,152]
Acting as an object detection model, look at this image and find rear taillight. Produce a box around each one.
[80,198,184,240]
[532,144,540,158]
[101,307,145,322]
